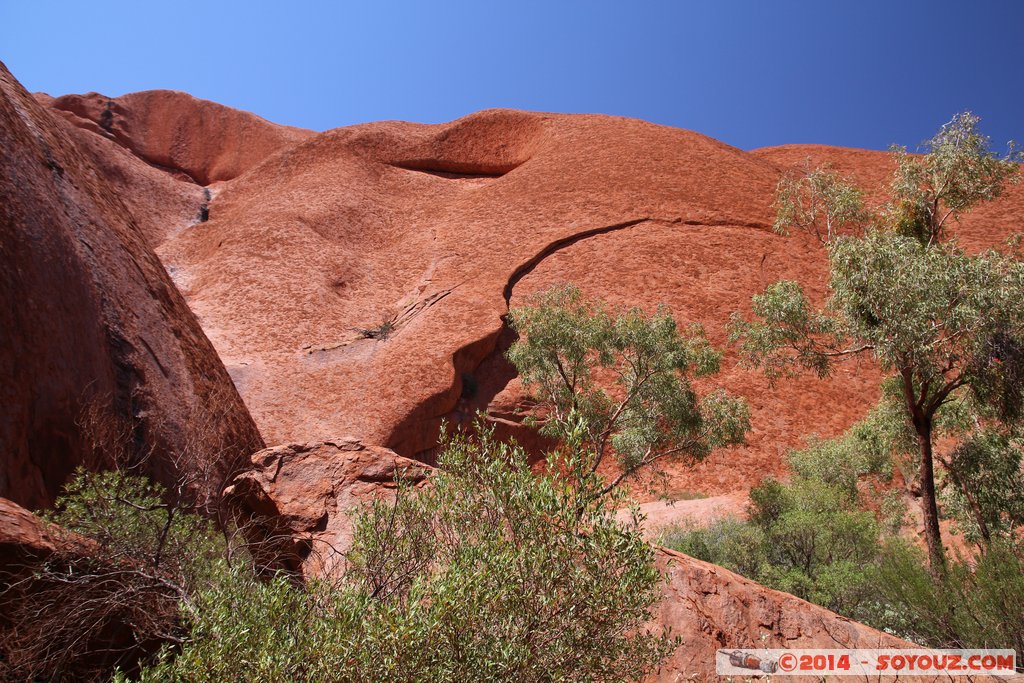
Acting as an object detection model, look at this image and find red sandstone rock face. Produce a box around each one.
[0,497,73,566]
[158,109,790,465]
[650,547,921,682]
[21,77,1022,679]
[139,107,1021,502]
[47,89,313,185]
[46,104,208,249]
[0,62,264,509]
[224,438,430,578]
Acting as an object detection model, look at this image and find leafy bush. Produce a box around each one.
[658,517,765,579]
[662,414,1024,664]
[1,469,231,681]
[662,420,892,621]
[940,428,1024,545]
[122,426,675,682]
[507,284,749,496]
[872,538,1024,659]
[127,572,363,682]
[668,475,882,619]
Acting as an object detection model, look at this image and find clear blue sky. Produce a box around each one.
[2,1,1022,151]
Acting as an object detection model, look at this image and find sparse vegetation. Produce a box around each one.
[730,112,1024,574]
[507,284,750,497]
[10,426,675,682]
[661,422,1024,662]
[356,317,396,340]
[660,430,888,621]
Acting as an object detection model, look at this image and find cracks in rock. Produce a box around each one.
[394,214,773,460]
[304,287,455,356]
[503,215,771,305]
[391,288,453,329]
[503,217,654,302]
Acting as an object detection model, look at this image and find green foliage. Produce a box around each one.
[47,468,226,590]
[748,477,881,617]
[662,433,886,621]
[732,112,1024,571]
[940,428,1024,544]
[2,469,231,681]
[658,517,766,580]
[128,572,364,683]
[133,426,675,682]
[732,232,1024,394]
[830,232,1024,389]
[889,112,1021,246]
[872,538,1024,659]
[788,397,908,497]
[508,284,749,494]
[727,280,844,382]
[773,164,870,243]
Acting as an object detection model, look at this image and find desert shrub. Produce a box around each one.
[658,517,766,579]
[127,425,674,682]
[752,478,881,617]
[0,468,230,681]
[127,572,363,682]
[872,538,1024,659]
[662,479,881,620]
[663,434,885,621]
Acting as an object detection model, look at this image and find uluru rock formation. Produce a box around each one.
[136,98,1021,499]
[46,89,313,186]
[0,62,263,509]
[4,59,1022,680]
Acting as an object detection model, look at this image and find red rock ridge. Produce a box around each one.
[46,89,313,185]
[0,60,264,509]
[224,438,431,578]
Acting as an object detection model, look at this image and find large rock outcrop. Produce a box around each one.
[0,61,264,509]
[46,89,313,186]
[224,438,431,577]
[21,73,1022,680]
[651,547,910,681]
[140,108,1019,501]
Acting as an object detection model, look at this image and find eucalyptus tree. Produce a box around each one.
[507,284,750,497]
[730,113,1023,574]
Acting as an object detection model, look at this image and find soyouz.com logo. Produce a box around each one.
[716,648,1017,677]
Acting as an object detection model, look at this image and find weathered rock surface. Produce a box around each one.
[224,438,431,577]
[0,496,82,567]
[650,546,985,682]
[47,89,313,185]
[0,61,264,509]
[140,107,1018,500]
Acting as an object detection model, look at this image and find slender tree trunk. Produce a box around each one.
[915,417,946,577]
